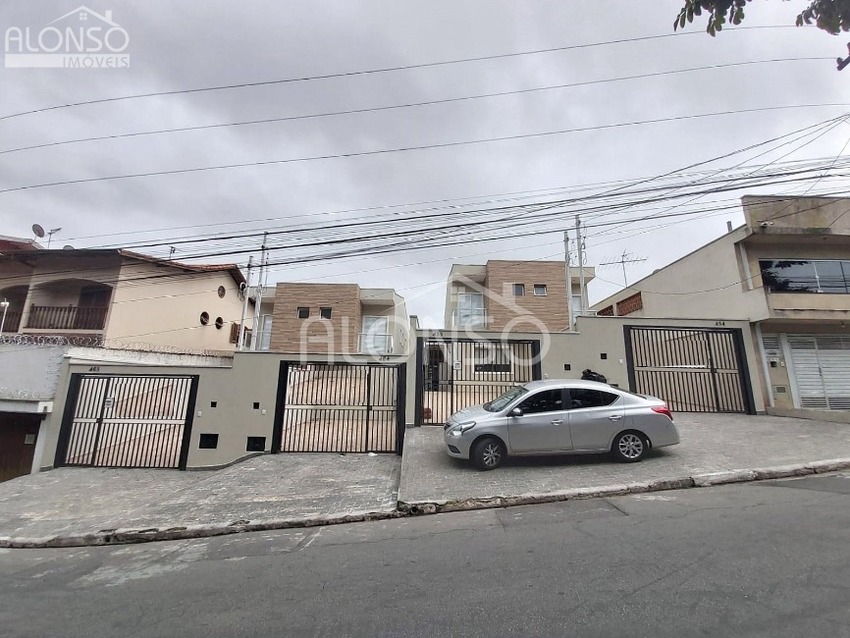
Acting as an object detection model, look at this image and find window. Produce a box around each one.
[533,284,548,296]
[759,259,850,294]
[517,389,564,414]
[320,307,332,319]
[360,316,390,353]
[568,389,619,409]
[456,292,485,327]
[297,307,310,319]
[513,283,525,296]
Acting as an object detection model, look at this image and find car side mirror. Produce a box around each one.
[509,407,523,417]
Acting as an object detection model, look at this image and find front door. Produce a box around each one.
[567,388,625,451]
[507,388,572,452]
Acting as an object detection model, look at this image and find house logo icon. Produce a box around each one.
[5,6,130,69]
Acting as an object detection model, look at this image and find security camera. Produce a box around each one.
[759,221,773,227]
[239,282,247,291]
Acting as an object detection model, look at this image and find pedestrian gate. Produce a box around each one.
[56,374,198,469]
[273,363,405,454]
[624,326,753,413]
[415,338,542,425]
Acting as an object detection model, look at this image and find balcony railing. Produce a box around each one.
[359,333,393,354]
[450,308,488,329]
[26,305,108,331]
[0,310,22,333]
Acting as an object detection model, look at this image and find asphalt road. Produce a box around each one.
[4,475,850,637]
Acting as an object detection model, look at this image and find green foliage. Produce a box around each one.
[675,0,850,36]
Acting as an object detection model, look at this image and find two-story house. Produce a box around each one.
[592,195,850,416]
[0,247,249,351]
[268,282,408,355]
[444,259,596,333]
[0,244,250,482]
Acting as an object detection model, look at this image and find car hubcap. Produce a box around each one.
[483,443,501,467]
[619,434,643,459]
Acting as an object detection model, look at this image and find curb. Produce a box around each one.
[0,509,403,549]
[397,458,850,515]
[4,458,850,549]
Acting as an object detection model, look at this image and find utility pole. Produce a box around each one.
[252,233,268,351]
[563,230,573,330]
[238,256,253,351]
[575,215,587,317]
[600,250,647,287]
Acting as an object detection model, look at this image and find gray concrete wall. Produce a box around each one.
[0,345,67,402]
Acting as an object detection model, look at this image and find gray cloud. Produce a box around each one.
[1,0,848,328]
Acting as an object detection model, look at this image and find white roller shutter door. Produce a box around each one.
[788,335,850,410]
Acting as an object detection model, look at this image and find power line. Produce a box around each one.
[3,103,847,197]
[0,57,831,157]
[0,25,798,123]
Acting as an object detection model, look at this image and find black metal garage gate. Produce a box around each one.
[624,326,754,414]
[415,338,542,425]
[55,374,199,470]
[272,362,406,454]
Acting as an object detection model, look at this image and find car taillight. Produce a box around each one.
[652,405,673,420]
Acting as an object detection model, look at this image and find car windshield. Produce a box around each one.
[483,385,528,412]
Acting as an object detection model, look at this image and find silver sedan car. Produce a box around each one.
[443,379,679,470]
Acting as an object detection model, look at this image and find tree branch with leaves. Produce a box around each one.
[674,1,850,67]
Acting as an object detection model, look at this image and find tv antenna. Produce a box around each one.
[600,250,647,287]
[46,227,62,249]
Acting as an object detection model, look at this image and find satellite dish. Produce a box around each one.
[32,223,45,238]
[62,245,75,250]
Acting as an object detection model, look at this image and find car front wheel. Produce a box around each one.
[612,431,647,463]
[472,437,506,471]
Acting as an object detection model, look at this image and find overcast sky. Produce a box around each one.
[1,1,848,327]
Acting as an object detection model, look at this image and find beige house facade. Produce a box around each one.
[0,248,249,352]
[444,260,596,333]
[592,195,850,418]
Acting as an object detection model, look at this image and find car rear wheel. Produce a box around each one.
[612,431,647,463]
[472,437,506,471]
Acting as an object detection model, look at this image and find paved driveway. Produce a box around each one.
[0,453,400,543]
[398,413,850,505]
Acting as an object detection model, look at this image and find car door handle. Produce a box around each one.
[550,419,564,425]
[608,415,623,421]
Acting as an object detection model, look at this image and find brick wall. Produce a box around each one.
[269,283,362,353]
[484,261,569,332]
[616,292,643,316]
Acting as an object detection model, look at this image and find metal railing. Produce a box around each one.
[26,305,108,330]
[0,310,21,332]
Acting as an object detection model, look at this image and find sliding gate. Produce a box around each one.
[56,374,198,469]
[625,326,754,413]
[273,362,406,454]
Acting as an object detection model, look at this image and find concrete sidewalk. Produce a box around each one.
[0,454,400,547]
[4,413,850,548]
[398,413,850,510]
